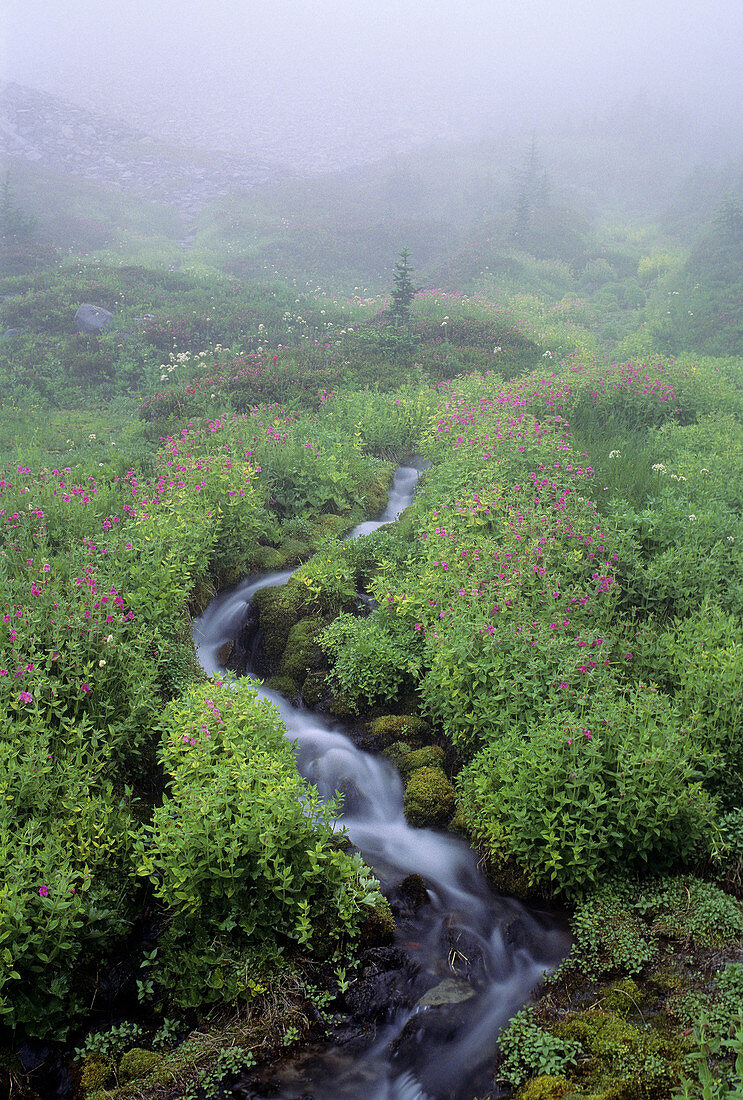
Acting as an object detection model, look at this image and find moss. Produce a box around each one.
[398,745,445,780]
[484,857,540,901]
[80,1054,115,1092]
[327,690,355,718]
[300,670,328,709]
[382,740,412,769]
[359,898,396,947]
[251,545,289,572]
[555,1010,679,1098]
[367,714,430,748]
[361,473,391,517]
[266,674,299,698]
[253,582,310,669]
[118,1048,162,1082]
[279,536,311,566]
[516,1076,572,1100]
[602,979,644,1017]
[280,617,324,682]
[404,766,456,828]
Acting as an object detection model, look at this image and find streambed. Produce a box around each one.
[192,462,571,1100]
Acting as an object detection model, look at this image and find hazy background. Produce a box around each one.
[4,0,743,167]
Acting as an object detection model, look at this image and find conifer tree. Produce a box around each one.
[390,247,417,326]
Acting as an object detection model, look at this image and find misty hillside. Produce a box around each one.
[0,82,284,217]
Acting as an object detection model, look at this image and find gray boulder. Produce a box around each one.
[74,304,113,334]
[1,328,24,339]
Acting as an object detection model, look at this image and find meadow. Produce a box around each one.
[1,146,743,1099]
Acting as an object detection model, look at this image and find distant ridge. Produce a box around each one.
[0,82,289,216]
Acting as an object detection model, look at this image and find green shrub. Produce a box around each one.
[459,690,716,895]
[320,614,421,710]
[134,680,384,1007]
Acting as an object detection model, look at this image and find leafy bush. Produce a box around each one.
[459,689,716,895]
[134,680,384,1007]
[320,613,422,710]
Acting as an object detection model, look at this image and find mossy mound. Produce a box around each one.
[359,898,396,947]
[404,766,456,828]
[280,617,325,682]
[397,745,445,781]
[382,740,412,770]
[252,582,311,669]
[118,1047,162,1082]
[367,714,431,748]
[361,473,391,517]
[516,1076,571,1100]
[301,670,329,709]
[601,979,644,1017]
[266,674,299,698]
[80,1054,115,1092]
[554,1009,680,1097]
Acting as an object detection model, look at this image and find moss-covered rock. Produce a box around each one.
[280,617,325,682]
[251,545,289,572]
[602,979,644,1017]
[361,473,391,517]
[300,670,329,709]
[398,745,445,781]
[118,1047,162,1082]
[326,690,355,718]
[404,766,456,828]
[252,582,310,669]
[359,898,396,947]
[80,1054,115,1093]
[555,1009,679,1097]
[382,740,413,770]
[515,1076,572,1100]
[266,674,299,698]
[367,714,430,748]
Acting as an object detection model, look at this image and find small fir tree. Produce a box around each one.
[390,248,417,326]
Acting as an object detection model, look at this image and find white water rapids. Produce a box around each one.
[192,462,571,1100]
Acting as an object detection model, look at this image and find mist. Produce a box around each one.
[4,0,743,167]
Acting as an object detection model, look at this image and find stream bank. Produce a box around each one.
[191,462,572,1100]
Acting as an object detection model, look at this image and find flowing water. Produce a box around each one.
[192,462,571,1100]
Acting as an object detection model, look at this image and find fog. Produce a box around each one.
[3,0,743,167]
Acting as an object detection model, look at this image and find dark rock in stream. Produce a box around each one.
[215,639,234,666]
[338,947,434,1039]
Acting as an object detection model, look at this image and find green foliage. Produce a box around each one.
[675,965,743,1098]
[498,1006,582,1087]
[459,690,716,895]
[134,680,384,1007]
[558,882,658,979]
[320,613,422,710]
[557,878,742,984]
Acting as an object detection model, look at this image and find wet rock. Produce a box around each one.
[74,304,113,334]
[388,873,430,921]
[1,327,23,338]
[389,994,482,1086]
[440,924,490,987]
[215,639,234,666]
[416,978,476,1007]
[342,947,432,1025]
